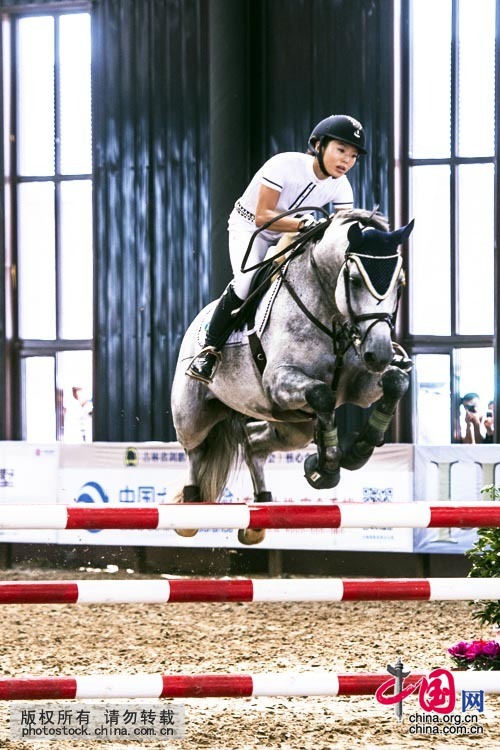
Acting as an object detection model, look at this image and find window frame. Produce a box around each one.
[2,3,92,441]
[397,0,498,444]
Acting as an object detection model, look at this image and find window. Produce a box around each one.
[403,0,496,444]
[3,9,93,442]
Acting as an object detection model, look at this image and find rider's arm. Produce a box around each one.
[254,185,306,233]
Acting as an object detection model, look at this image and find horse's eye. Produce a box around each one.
[349,275,362,289]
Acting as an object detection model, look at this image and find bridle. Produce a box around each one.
[299,238,405,406]
[285,239,404,361]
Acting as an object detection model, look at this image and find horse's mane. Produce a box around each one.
[336,208,390,232]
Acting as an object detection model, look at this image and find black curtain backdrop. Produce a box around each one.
[0,0,394,441]
[91,0,210,440]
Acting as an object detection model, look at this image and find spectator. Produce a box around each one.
[460,392,484,444]
[63,385,93,443]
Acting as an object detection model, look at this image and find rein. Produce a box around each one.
[240,205,331,274]
[277,247,354,406]
[231,207,332,321]
[280,271,334,341]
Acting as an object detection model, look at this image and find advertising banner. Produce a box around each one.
[56,442,413,552]
[2,441,498,554]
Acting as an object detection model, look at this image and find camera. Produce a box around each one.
[486,411,493,418]
[466,404,476,413]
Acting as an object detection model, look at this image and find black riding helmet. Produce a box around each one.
[308,114,367,177]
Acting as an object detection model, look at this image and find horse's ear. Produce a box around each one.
[398,218,415,244]
[347,222,364,249]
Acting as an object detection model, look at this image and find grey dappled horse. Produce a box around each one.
[171,209,414,544]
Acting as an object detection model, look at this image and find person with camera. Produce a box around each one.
[460,392,485,444]
[484,400,495,443]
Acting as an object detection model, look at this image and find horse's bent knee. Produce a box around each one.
[305,383,336,414]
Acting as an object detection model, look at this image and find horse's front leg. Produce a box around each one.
[239,420,314,546]
[244,420,315,498]
[302,383,342,489]
[266,366,341,490]
[340,366,410,471]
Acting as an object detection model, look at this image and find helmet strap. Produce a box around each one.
[316,136,332,177]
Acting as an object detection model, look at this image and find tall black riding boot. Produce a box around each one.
[186,284,244,384]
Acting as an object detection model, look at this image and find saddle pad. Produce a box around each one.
[195,276,282,349]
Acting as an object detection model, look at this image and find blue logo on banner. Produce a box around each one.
[76,481,109,505]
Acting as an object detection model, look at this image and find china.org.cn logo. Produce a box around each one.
[375,657,485,725]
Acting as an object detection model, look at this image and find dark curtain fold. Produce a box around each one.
[247,0,392,214]
[91,0,210,441]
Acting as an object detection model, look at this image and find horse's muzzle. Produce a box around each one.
[362,348,393,373]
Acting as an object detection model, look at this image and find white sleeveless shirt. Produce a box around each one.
[228,151,354,236]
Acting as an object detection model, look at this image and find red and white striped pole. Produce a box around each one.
[0,671,499,700]
[0,503,498,529]
[0,577,499,604]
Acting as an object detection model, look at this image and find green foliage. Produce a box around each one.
[466,485,500,626]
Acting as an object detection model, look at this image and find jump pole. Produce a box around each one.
[1,577,500,604]
[1,671,499,700]
[0,503,499,529]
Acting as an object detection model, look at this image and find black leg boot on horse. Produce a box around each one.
[340,366,411,472]
[186,284,245,384]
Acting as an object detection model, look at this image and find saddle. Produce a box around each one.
[195,269,281,355]
[233,262,278,333]
[232,230,299,336]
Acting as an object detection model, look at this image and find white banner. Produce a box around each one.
[0,442,414,552]
[2,441,498,553]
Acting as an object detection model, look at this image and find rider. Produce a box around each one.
[187,114,366,384]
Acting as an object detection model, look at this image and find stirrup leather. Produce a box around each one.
[186,346,222,384]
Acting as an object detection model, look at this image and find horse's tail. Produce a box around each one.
[196,412,247,503]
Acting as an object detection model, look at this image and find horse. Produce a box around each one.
[170,208,414,544]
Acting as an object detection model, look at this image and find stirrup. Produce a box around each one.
[185,346,222,384]
[391,342,413,371]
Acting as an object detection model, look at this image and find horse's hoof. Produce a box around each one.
[238,528,266,546]
[255,491,273,503]
[174,528,199,538]
[382,366,410,398]
[304,454,340,489]
[182,485,201,503]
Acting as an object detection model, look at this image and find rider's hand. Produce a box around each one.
[297,215,316,232]
[298,216,330,233]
